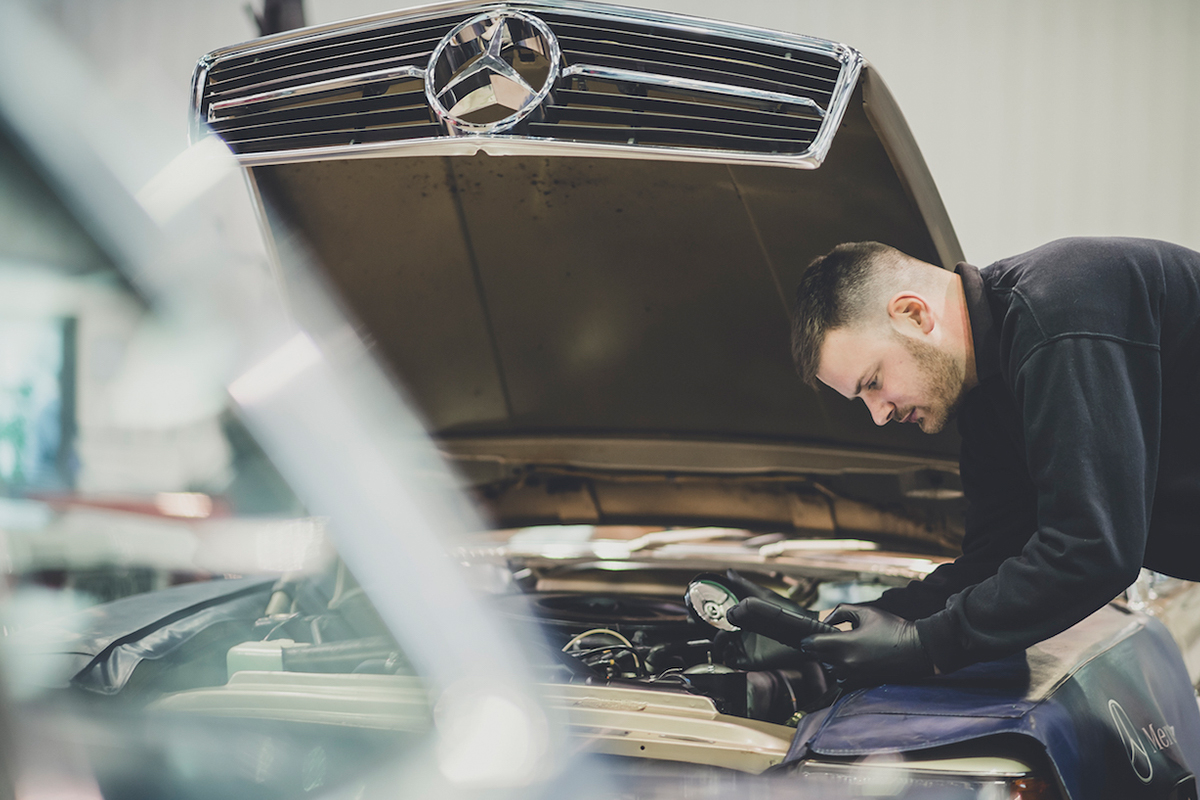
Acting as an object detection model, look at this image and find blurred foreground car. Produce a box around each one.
[0,4,570,799]
[0,2,1197,800]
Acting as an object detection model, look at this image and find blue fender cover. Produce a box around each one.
[785,606,1200,799]
[18,576,277,695]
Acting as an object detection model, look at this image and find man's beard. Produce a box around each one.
[898,333,966,434]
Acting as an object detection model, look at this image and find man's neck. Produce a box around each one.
[951,273,979,391]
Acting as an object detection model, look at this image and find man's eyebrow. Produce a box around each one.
[853,373,867,397]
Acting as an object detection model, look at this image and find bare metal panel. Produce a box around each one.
[454,154,792,437]
[254,156,512,428]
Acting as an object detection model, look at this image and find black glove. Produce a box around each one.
[712,570,816,669]
[799,604,934,688]
[722,569,813,616]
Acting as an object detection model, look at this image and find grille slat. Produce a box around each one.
[561,49,834,104]
[212,104,432,143]
[230,124,442,154]
[197,3,853,162]
[207,45,436,99]
[546,105,817,146]
[545,19,840,91]
[526,122,806,153]
[554,88,822,128]
[561,42,836,99]
[207,19,455,83]
[537,12,841,75]
[212,88,427,128]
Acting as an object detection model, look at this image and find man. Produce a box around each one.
[732,237,1200,687]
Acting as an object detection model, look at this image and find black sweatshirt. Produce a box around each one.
[871,237,1200,673]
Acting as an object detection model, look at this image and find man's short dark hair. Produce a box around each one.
[790,241,901,387]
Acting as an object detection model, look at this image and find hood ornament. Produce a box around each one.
[426,10,561,135]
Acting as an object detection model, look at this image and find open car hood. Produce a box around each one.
[198,1,966,540]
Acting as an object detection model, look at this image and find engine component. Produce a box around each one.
[504,592,692,633]
[684,577,740,631]
[686,574,839,638]
[682,661,746,716]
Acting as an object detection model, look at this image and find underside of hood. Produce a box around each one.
[206,4,967,539]
[250,67,961,464]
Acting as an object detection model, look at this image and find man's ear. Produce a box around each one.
[886,293,934,334]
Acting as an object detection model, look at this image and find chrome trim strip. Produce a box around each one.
[189,57,212,145]
[234,134,825,169]
[208,65,426,122]
[560,65,825,117]
[808,49,862,165]
[197,0,854,69]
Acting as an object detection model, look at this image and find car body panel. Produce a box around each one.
[158,675,797,773]
[16,577,275,694]
[789,608,1200,799]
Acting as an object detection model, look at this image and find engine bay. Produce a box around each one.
[36,533,950,792]
[191,565,840,726]
[190,535,913,728]
[495,588,834,724]
[58,526,943,742]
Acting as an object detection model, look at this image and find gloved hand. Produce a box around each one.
[722,569,813,617]
[712,570,816,669]
[799,604,934,688]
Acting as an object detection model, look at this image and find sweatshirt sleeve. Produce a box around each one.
[916,334,1161,672]
[871,375,1038,621]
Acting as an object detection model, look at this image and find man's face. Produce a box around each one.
[816,325,965,434]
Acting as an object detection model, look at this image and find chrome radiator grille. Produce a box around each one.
[194,2,859,165]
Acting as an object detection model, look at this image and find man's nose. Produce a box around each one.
[865,397,892,426]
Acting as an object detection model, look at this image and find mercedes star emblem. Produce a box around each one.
[426,10,561,135]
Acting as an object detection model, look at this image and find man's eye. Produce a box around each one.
[866,378,878,391]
